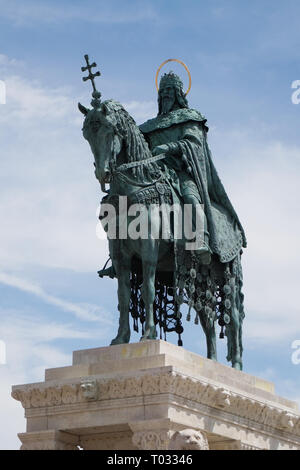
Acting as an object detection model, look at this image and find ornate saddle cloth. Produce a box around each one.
[129,181,173,206]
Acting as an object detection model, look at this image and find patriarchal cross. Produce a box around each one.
[81,54,101,92]
[81,54,101,109]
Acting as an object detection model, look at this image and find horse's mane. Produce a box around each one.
[105,100,161,179]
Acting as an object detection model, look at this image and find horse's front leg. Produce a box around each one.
[140,239,159,341]
[110,253,131,345]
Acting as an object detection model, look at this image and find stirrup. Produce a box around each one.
[98,257,116,278]
[98,266,116,279]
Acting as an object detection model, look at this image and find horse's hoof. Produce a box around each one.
[207,354,217,362]
[140,336,156,342]
[110,334,130,345]
[232,361,242,371]
[140,327,157,342]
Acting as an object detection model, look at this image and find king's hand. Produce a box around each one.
[152,144,169,156]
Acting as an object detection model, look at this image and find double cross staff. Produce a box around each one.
[81,54,101,108]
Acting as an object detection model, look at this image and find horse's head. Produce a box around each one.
[78,100,122,190]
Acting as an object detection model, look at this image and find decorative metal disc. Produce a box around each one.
[156,182,165,195]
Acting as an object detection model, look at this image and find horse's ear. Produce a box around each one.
[78,102,89,115]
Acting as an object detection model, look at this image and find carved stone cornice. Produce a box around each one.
[11,371,300,438]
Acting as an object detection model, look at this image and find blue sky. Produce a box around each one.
[0,0,300,449]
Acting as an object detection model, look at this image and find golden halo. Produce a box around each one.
[155,58,192,96]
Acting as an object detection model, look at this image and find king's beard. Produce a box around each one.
[161,96,175,114]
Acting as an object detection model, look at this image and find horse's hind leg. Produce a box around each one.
[226,308,242,370]
[226,279,243,370]
[198,313,217,361]
[110,255,131,345]
[140,240,159,341]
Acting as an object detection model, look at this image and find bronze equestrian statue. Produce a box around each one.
[79,56,246,370]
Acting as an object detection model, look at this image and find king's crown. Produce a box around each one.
[159,71,183,91]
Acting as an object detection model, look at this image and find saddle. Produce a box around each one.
[129,181,173,206]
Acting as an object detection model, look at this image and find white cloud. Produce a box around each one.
[0,61,109,271]
[0,371,26,450]
[123,100,157,124]
[0,308,109,450]
[4,76,75,122]
[0,308,110,347]
[0,73,80,125]
[0,297,118,449]
[0,271,113,324]
[208,130,300,342]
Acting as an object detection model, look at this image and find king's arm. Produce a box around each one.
[151,121,205,167]
[153,121,219,195]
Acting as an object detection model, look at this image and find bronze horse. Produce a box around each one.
[79,99,245,370]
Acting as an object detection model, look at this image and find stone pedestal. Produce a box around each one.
[12,340,300,450]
